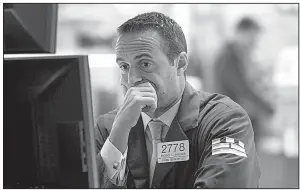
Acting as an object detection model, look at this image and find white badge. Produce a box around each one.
[157,140,189,163]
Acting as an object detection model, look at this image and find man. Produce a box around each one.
[95,12,260,188]
[213,17,274,143]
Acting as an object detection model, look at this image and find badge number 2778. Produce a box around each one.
[157,140,189,163]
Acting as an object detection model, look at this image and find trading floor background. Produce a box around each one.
[38,3,300,188]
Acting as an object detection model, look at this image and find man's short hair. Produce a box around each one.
[117,12,187,63]
[236,17,261,32]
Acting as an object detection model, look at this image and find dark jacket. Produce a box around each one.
[95,82,260,188]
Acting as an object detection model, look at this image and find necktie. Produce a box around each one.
[148,120,163,187]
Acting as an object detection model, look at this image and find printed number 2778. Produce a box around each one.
[161,143,185,153]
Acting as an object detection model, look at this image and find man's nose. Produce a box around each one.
[128,67,142,86]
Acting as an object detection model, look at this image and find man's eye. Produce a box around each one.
[141,61,151,68]
[119,64,129,71]
[139,61,156,72]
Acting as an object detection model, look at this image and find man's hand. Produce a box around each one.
[109,82,157,153]
[115,82,157,128]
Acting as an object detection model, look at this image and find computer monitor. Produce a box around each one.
[3,55,99,188]
[4,4,58,53]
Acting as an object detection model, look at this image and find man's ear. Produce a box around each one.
[174,52,188,76]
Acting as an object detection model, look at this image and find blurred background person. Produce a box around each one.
[212,17,274,144]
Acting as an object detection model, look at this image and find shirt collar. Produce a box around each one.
[141,99,181,131]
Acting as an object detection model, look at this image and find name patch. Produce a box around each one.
[157,140,189,163]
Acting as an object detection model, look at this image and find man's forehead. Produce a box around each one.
[116,30,166,49]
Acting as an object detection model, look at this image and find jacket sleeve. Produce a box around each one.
[95,115,128,188]
[193,107,261,188]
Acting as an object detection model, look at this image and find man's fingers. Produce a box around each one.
[137,91,157,99]
[122,82,157,112]
[133,81,149,87]
[135,81,154,88]
[132,86,155,92]
[138,96,157,107]
[123,90,156,105]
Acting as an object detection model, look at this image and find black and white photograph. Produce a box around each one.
[3,3,299,189]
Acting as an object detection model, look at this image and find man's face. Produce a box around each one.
[116,30,181,109]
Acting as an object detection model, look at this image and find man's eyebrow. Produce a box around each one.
[134,53,153,60]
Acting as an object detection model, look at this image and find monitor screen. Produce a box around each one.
[3,55,99,188]
[4,4,58,54]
